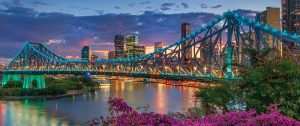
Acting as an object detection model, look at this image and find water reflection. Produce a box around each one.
[0,100,71,126]
[0,76,200,125]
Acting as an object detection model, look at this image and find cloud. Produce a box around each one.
[91,42,114,46]
[95,10,104,15]
[128,3,135,7]
[0,57,11,65]
[181,2,189,9]
[13,0,22,7]
[146,6,152,9]
[46,39,66,45]
[211,5,222,9]
[161,2,175,11]
[0,6,258,58]
[0,7,36,16]
[140,1,150,5]
[0,0,22,9]
[33,1,48,6]
[200,4,208,9]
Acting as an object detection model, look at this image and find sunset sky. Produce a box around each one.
[0,0,281,64]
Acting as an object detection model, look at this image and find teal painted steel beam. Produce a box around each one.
[226,16,233,78]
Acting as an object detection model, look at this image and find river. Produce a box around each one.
[0,76,201,126]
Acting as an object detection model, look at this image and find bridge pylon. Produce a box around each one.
[1,74,21,86]
[1,74,45,89]
[23,75,46,89]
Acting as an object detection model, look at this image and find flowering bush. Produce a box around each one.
[87,97,300,126]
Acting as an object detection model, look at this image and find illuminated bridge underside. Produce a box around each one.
[2,12,300,83]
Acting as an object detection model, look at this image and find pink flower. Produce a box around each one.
[87,98,300,126]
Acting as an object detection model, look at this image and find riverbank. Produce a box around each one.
[0,89,90,100]
[107,77,221,89]
[134,79,221,88]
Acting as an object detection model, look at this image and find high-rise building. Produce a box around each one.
[181,23,192,60]
[154,42,163,51]
[126,35,139,58]
[282,0,300,49]
[91,54,98,63]
[154,42,164,58]
[114,34,126,59]
[260,7,282,51]
[108,51,115,59]
[133,45,145,56]
[81,46,92,60]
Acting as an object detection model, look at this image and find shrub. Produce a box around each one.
[87,97,300,126]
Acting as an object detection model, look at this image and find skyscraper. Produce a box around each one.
[133,45,145,56]
[181,23,192,60]
[81,46,92,60]
[282,0,300,49]
[260,7,282,51]
[91,54,98,63]
[108,51,115,59]
[154,42,163,51]
[126,35,139,58]
[154,42,164,58]
[114,34,126,59]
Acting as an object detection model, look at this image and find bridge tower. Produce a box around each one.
[1,74,45,89]
[1,74,21,85]
[23,75,45,89]
[225,12,234,78]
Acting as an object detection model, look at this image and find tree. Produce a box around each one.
[195,48,300,119]
[242,60,300,119]
[3,80,23,88]
[195,84,237,114]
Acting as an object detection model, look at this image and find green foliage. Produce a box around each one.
[0,87,65,96]
[242,60,300,119]
[195,48,300,120]
[46,83,66,95]
[0,75,97,97]
[3,80,23,88]
[81,76,97,87]
[195,84,237,114]
[186,107,205,118]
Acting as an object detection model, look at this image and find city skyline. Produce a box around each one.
[0,0,281,64]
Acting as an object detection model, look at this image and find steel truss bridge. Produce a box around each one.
[1,11,300,88]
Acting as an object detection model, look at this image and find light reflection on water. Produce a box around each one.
[0,77,199,126]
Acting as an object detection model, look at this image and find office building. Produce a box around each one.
[282,0,300,49]
[260,7,282,51]
[181,23,192,60]
[81,46,92,60]
[108,51,115,59]
[154,42,164,58]
[154,42,163,51]
[114,34,126,59]
[133,45,145,56]
[91,54,98,63]
[126,35,139,58]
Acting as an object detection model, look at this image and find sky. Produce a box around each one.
[0,0,281,64]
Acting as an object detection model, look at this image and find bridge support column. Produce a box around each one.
[23,75,45,89]
[1,74,21,86]
[226,16,233,78]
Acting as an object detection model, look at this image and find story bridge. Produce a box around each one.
[1,11,300,88]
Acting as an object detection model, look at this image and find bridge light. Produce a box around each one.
[241,16,245,20]
[85,72,91,76]
[292,34,298,39]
